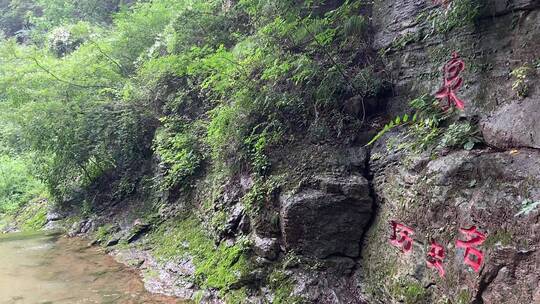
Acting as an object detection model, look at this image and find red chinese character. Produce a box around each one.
[435,52,466,110]
[456,226,487,272]
[390,221,414,253]
[426,241,446,277]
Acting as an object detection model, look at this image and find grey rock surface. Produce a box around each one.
[253,234,280,261]
[362,147,540,304]
[482,97,540,149]
[280,175,373,258]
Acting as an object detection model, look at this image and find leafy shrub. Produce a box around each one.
[0,0,382,213]
[515,199,540,217]
[153,118,203,190]
[368,95,482,153]
[368,95,445,146]
[0,155,47,214]
[510,65,533,98]
[437,121,481,150]
[244,130,276,176]
[206,104,246,165]
[191,0,379,174]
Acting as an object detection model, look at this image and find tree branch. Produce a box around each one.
[29,56,108,89]
[87,38,129,77]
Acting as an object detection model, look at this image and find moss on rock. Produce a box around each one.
[149,216,252,291]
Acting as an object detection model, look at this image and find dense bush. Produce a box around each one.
[0,154,47,213]
[153,117,203,189]
[157,0,380,174]
[0,0,382,208]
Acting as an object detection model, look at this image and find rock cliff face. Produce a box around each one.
[362,144,540,303]
[357,1,540,303]
[246,3,540,303]
[373,0,540,148]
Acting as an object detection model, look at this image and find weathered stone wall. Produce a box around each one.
[373,0,540,148]
[358,1,540,303]
[362,141,540,303]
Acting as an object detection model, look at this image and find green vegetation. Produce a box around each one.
[268,268,306,304]
[515,199,540,217]
[484,230,513,248]
[94,223,114,242]
[390,280,430,304]
[20,203,47,231]
[241,175,284,214]
[437,121,480,151]
[510,65,533,98]
[368,95,482,153]
[0,0,381,212]
[0,198,51,231]
[0,155,47,213]
[149,216,252,291]
[456,289,473,304]
[0,0,492,301]
[153,117,203,189]
[428,0,479,34]
[0,0,192,205]
[223,288,248,304]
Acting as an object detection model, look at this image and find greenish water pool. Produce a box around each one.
[0,232,183,304]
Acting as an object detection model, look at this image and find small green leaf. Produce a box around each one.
[395,116,401,124]
[403,114,409,122]
[515,199,540,217]
[464,141,475,150]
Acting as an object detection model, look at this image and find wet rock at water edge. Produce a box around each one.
[46,210,64,222]
[126,219,152,243]
[68,219,95,237]
[105,233,123,247]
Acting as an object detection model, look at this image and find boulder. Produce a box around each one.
[105,233,123,247]
[224,204,245,235]
[253,234,280,261]
[46,210,63,222]
[280,175,373,258]
[340,146,369,173]
[481,98,540,149]
[68,219,95,237]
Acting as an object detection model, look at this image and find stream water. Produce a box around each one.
[0,232,185,304]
